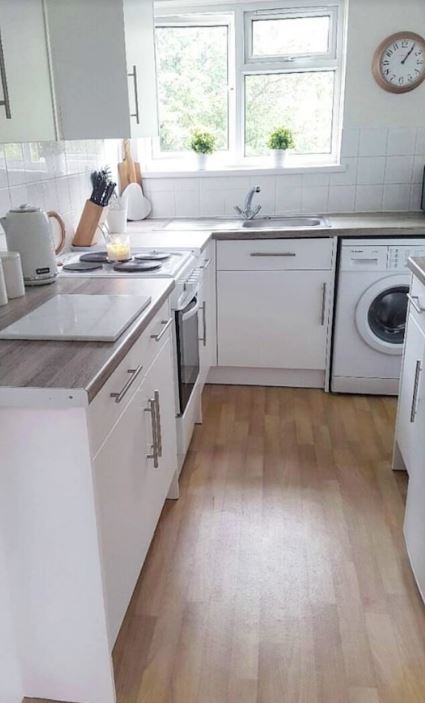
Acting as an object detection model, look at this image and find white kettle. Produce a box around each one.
[0,205,65,286]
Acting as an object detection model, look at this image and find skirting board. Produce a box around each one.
[207,367,325,388]
[331,376,400,396]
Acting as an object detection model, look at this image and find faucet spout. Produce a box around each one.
[235,186,262,220]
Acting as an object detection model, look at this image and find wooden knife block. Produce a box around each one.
[72,201,108,247]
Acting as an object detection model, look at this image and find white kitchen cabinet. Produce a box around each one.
[394,274,425,602]
[198,242,217,389]
[218,269,332,370]
[0,0,56,142]
[93,333,177,647]
[45,0,158,140]
[215,239,335,384]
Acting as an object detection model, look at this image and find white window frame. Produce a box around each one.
[148,0,346,172]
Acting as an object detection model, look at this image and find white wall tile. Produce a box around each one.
[383,184,411,211]
[412,156,425,184]
[359,128,388,157]
[415,128,425,155]
[410,184,423,211]
[341,128,359,157]
[330,158,358,186]
[355,185,384,212]
[148,190,176,218]
[174,184,200,218]
[387,128,416,156]
[301,186,329,214]
[384,156,413,184]
[199,188,225,217]
[328,185,356,213]
[303,172,330,187]
[275,176,302,214]
[357,157,386,185]
[8,185,29,209]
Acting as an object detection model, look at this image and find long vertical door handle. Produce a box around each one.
[199,301,207,346]
[0,29,11,119]
[128,65,140,124]
[145,397,159,467]
[320,282,327,326]
[154,390,162,458]
[410,360,422,423]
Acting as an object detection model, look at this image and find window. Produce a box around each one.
[153,2,345,168]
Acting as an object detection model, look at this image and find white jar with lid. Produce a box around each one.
[0,251,25,298]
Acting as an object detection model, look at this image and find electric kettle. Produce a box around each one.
[0,205,65,286]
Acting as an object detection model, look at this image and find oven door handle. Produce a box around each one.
[181,297,200,322]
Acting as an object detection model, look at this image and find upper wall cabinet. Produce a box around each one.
[0,0,56,142]
[0,0,158,143]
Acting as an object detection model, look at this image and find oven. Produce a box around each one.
[175,293,200,415]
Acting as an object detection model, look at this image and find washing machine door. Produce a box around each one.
[355,274,409,355]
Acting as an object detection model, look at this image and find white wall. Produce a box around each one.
[344,0,425,128]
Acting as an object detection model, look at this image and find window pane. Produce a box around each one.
[245,71,334,156]
[155,25,228,152]
[252,16,330,57]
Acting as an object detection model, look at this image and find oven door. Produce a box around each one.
[175,295,201,415]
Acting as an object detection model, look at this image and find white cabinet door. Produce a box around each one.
[198,249,217,388]
[93,334,177,648]
[0,0,55,142]
[218,269,331,370]
[45,0,131,140]
[402,314,425,601]
[123,0,159,137]
[396,313,425,476]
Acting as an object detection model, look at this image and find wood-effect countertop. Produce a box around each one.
[408,256,425,286]
[0,277,174,404]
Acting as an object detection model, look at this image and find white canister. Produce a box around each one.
[0,259,8,306]
[0,251,25,298]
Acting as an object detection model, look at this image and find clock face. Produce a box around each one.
[373,32,425,93]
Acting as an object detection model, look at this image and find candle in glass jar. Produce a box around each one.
[106,239,131,261]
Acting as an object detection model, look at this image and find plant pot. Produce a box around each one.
[272,149,287,168]
[196,153,208,170]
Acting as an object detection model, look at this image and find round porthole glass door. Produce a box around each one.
[368,286,408,344]
[355,275,410,355]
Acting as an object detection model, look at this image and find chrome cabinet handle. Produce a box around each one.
[151,318,173,342]
[154,390,162,458]
[110,364,143,403]
[410,360,422,423]
[250,252,296,257]
[199,301,207,346]
[128,65,140,125]
[0,30,11,119]
[320,282,327,326]
[145,396,159,468]
[407,294,425,314]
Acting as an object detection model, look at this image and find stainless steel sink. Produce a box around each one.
[241,216,326,229]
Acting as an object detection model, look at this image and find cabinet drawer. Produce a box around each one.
[217,238,333,271]
[88,301,172,456]
[409,275,425,336]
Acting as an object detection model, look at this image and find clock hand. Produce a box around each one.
[401,43,416,65]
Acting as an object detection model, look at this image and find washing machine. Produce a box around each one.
[332,237,425,395]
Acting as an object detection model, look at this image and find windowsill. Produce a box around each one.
[142,162,345,178]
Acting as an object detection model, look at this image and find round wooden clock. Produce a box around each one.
[372,31,425,93]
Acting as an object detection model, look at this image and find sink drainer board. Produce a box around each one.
[0,294,151,342]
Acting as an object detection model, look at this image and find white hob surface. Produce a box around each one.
[59,248,195,280]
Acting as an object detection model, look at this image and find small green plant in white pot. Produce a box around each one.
[190,130,216,170]
[267,127,295,167]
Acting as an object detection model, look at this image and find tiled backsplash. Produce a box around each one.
[141,127,425,218]
[0,141,105,249]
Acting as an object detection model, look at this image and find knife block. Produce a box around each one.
[72,201,109,247]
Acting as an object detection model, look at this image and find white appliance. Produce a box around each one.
[0,294,151,342]
[59,249,192,279]
[332,238,425,395]
[1,205,65,285]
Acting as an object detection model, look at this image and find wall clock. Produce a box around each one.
[372,31,425,93]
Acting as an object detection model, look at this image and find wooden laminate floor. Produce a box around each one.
[113,385,425,703]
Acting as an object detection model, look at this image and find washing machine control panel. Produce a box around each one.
[388,245,425,270]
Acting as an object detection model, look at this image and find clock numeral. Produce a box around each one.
[386,49,393,57]
[399,76,405,84]
[401,40,409,48]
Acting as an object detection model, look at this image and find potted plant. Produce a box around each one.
[267,127,295,167]
[190,130,216,170]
